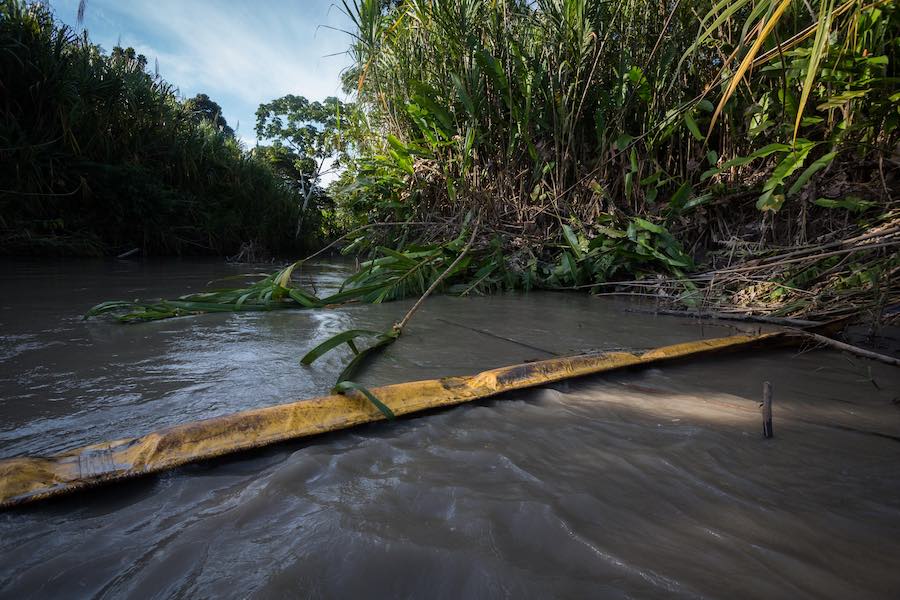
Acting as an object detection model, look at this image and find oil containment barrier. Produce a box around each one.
[0,331,792,509]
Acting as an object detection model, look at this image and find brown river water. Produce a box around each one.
[0,258,899,599]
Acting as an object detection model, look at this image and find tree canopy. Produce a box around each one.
[184,93,234,138]
[255,95,351,233]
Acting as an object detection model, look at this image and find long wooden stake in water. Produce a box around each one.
[762,381,774,439]
[0,331,789,509]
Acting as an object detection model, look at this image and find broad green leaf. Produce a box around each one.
[386,134,408,155]
[813,197,876,212]
[640,171,662,186]
[793,0,834,142]
[595,225,626,239]
[300,329,384,365]
[562,252,579,283]
[764,144,815,192]
[682,193,713,211]
[410,81,454,132]
[451,73,476,117]
[757,143,814,211]
[615,134,633,151]
[562,224,583,259]
[684,113,703,141]
[668,182,692,211]
[388,149,414,175]
[701,143,791,180]
[634,217,665,234]
[708,0,794,136]
[816,89,871,111]
[788,152,837,196]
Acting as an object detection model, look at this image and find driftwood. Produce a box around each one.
[630,307,899,367]
[626,306,819,328]
[803,332,900,367]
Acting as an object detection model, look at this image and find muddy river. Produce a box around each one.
[1,258,898,598]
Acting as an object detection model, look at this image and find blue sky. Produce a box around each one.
[51,0,354,149]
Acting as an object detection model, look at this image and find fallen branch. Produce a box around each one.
[394,221,480,333]
[625,306,820,328]
[702,238,899,275]
[803,332,900,367]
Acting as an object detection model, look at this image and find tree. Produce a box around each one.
[109,46,151,77]
[184,93,234,138]
[255,95,348,235]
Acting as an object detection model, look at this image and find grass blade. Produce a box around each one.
[332,380,395,420]
[300,329,385,365]
[793,0,834,143]
[336,331,399,382]
[708,0,794,137]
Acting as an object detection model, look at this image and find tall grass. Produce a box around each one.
[338,0,897,249]
[0,0,311,255]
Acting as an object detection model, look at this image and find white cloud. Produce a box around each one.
[55,0,355,140]
[108,1,352,104]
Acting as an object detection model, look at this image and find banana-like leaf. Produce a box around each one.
[561,224,583,259]
[335,331,399,383]
[300,329,385,365]
[788,151,837,196]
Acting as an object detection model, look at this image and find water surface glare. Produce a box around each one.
[1,258,898,598]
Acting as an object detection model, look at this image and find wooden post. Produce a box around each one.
[762,381,773,439]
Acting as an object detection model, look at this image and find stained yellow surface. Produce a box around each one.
[0,331,788,509]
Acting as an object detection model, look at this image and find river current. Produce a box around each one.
[1,258,898,598]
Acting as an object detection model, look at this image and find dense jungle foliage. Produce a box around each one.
[321,0,897,322]
[0,0,317,256]
[5,0,898,329]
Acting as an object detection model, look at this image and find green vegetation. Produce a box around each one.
[326,0,897,320]
[0,0,310,256]
[4,0,893,343]
[254,95,353,240]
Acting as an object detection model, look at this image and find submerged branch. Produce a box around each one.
[803,332,900,367]
[394,221,480,333]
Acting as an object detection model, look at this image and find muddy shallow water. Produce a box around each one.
[1,258,898,598]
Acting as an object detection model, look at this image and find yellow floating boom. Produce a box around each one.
[0,331,790,509]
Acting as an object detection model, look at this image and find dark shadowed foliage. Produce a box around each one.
[0,0,312,256]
